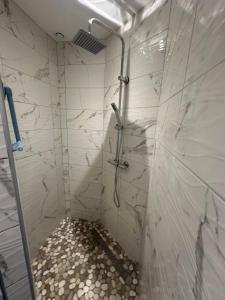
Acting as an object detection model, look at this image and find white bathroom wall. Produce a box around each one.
[141,0,225,299]
[57,42,105,220]
[0,115,33,298]
[101,0,171,262]
[0,0,64,257]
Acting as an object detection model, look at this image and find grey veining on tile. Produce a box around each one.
[0,159,18,232]
[6,276,32,300]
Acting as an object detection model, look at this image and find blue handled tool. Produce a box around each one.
[4,86,23,152]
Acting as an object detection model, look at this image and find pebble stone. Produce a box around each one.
[32,218,139,299]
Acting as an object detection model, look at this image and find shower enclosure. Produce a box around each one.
[1,0,225,299]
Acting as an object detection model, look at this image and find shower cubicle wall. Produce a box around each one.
[0,0,65,258]
[0,81,34,298]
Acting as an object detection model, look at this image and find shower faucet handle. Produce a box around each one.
[118,75,129,84]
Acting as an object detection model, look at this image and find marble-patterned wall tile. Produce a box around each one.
[123,135,154,166]
[124,107,158,138]
[130,0,171,48]
[0,226,27,288]
[68,165,102,184]
[103,84,120,110]
[65,64,105,88]
[63,42,105,65]
[47,36,57,65]
[13,129,54,159]
[0,0,48,58]
[158,60,225,199]
[141,144,225,300]
[0,159,18,232]
[0,27,49,83]
[186,0,225,85]
[67,147,102,167]
[127,72,162,108]
[160,0,198,103]
[66,129,103,150]
[12,102,53,131]
[66,87,104,110]
[66,109,103,130]
[2,66,51,107]
[6,276,32,300]
[129,30,167,80]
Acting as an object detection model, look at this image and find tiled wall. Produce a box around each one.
[0,99,33,296]
[101,0,171,262]
[0,0,65,257]
[141,0,225,299]
[57,42,105,220]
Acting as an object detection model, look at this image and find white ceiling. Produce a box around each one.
[14,0,120,41]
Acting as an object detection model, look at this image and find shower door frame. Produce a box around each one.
[0,79,35,299]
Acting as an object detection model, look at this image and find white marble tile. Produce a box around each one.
[129,30,167,80]
[57,66,65,88]
[0,129,8,158]
[57,42,65,66]
[47,36,57,65]
[66,109,103,130]
[119,157,150,193]
[13,129,54,160]
[103,130,117,155]
[104,56,123,87]
[124,107,158,138]
[118,179,147,250]
[11,102,53,131]
[64,42,105,65]
[50,85,60,107]
[66,129,103,150]
[0,0,48,58]
[141,144,225,300]
[68,165,102,183]
[0,27,49,83]
[0,159,18,232]
[160,0,198,103]
[15,151,61,253]
[0,226,27,287]
[66,87,104,110]
[67,147,102,167]
[105,34,129,62]
[2,66,51,107]
[186,0,225,85]
[130,0,171,48]
[6,276,32,300]
[69,180,103,200]
[49,61,58,87]
[123,134,154,166]
[116,215,142,262]
[70,206,100,221]
[65,64,105,88]
[103,84,120,110]
[158,60,225,199]
[127,72,162,108]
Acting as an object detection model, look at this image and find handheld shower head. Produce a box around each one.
[111,102,122,129]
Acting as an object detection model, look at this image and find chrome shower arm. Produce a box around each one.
[88,18,126,89]
[88,18,125,48]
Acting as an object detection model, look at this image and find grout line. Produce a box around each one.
[158,141,225,203]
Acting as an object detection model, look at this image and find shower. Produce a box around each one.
[72,18,129,207]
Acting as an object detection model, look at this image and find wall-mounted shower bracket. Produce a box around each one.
[108,159,129,169]
[114,123,123,130]
[118,75,129,84]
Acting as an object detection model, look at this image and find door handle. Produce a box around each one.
[3,86,23,152]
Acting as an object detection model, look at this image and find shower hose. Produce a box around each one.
[113,127,124,208]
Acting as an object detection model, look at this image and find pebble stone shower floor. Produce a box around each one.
[32,218,140,300]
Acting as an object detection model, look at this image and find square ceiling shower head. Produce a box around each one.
[72,29,106,54]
